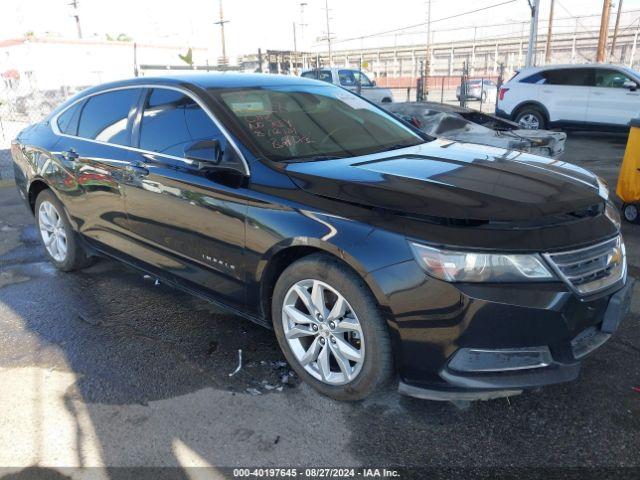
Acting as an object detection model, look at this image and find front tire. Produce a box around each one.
[35,189,93,271]
[272,253,393,401]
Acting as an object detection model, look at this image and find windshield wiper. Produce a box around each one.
[288,154,347,162]
[374,143,421,154]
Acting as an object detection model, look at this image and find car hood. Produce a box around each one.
[285,139,603,224]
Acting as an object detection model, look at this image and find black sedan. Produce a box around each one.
[11,74,631,402]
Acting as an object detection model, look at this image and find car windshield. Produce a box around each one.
[212,85,426,161]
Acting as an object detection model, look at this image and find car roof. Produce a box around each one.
[83,73,325,95]
[517,63,629,74]
[302,67,361,73]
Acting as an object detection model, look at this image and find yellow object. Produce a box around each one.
[616,119,640,203]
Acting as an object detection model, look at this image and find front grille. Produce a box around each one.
[543,236,626,296]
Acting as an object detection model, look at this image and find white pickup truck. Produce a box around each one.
[301,68,394,104]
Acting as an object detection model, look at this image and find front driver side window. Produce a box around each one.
[594,69,636,88]
[139,88,223,158]
[353,71,373,87]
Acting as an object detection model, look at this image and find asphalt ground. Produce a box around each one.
[0,133,638,479]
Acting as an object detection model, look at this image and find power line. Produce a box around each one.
[326,7,640,46]
[314,0,518,46]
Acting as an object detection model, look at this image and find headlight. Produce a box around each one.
[597,176,609,200]
[605,201,621,229]
[409,242,555,282]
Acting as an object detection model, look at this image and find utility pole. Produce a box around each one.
[525,0,540,67]
[596,0,612,62]
[299,2,308,69]
[610,0,623,58]
[425,0,432,99]
[214,0,230,67]
[324,0,333,66]
[299,3,308,48]
[630,20,639,68]
[544,0,555,64]
[293,22,298,75]
[68,0,82,39]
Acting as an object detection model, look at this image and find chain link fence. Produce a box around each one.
[382,75,498,112]
[0,72,101,181]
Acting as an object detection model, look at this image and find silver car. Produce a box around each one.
[301,68,394,104]
[456,79,497,102]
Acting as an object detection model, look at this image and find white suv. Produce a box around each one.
[301,68,394,104]
[496,63,640,130]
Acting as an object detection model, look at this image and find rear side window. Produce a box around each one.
[138,88,222,157]
[338,70,357,86]
[56,101,83,135]
[542,68,593,86]
[301,70,333,83]
[77,89,140,145]
[519,72,545,84]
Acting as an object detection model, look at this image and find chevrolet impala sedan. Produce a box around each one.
[11,74,632,401]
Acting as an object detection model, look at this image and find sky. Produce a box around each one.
[3,0,640,62]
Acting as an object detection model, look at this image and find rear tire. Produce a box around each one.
[35,189,93,271]
[515,106,546,130]
[272,253,393,401]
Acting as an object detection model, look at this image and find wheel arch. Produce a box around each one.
[255,238,390,325]
[27,178,52,214]
[512,101,550,123]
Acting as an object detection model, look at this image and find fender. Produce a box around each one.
[255,235,395,312]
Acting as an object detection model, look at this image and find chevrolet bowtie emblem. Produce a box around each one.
[608,246,623,266]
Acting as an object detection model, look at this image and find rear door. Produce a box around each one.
[587,68,640,126]
[122,86,248,309]
[539,67,592,124]
[54,87,142,251]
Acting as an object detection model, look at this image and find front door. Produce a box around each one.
[587,68,640,126]
[122,87,248,309]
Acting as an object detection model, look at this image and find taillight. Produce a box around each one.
[498,87,509,101]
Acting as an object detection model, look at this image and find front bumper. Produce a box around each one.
[370,261,634,401]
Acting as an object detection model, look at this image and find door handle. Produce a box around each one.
[63,149,79,160]
[125,164,149,176]
[58,148,82,168]
[591,91,605,96]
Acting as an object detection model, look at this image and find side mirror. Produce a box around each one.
[371,80,376,87]
[184,139,222,166]
[624,80,637,91]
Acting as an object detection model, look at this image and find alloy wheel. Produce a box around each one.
[518,113,540,129]
[282,279,365,385]
[38,200,68,262]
